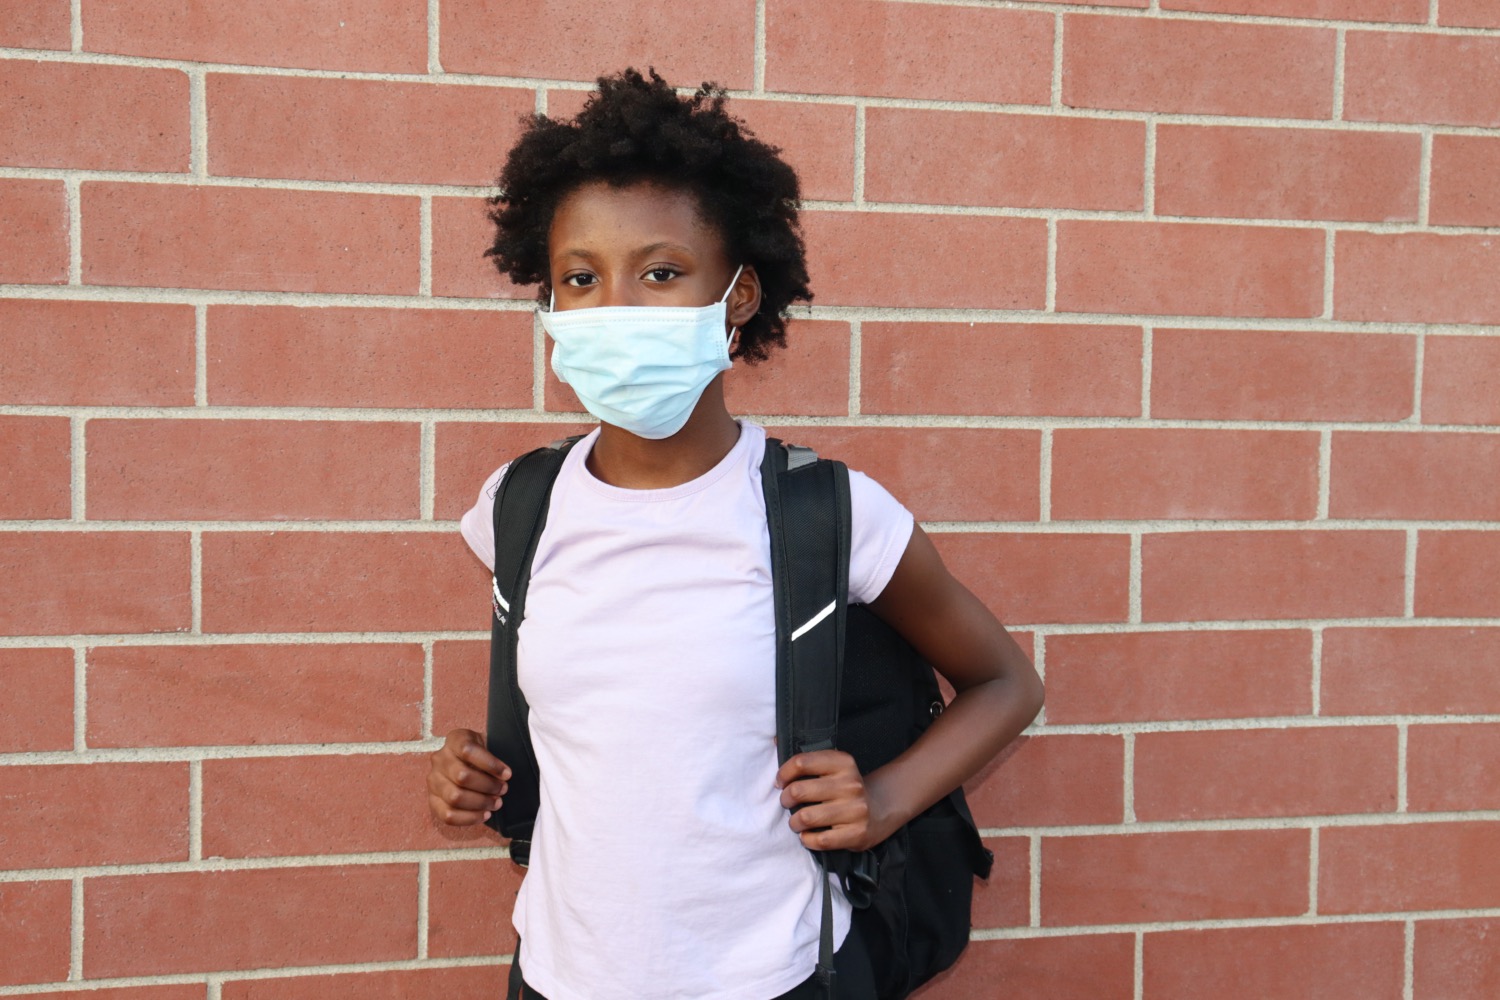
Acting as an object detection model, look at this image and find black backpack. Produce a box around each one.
[483,435,994,999]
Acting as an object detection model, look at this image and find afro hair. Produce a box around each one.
[483,67,812,364]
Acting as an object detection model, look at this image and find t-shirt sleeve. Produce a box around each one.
[459,462,510,573]
[847,467,916,606]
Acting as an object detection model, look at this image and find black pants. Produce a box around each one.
[505,920,878,1000]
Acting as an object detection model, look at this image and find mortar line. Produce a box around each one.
[70,875,83,979]
[73,648,87,752]
[1411,330,1425,424]
[1404,528,1418,618]
[847,320,862,417]
[1143,120,1156,217]
[1418,130,1433,227]
[1038,427,1052,522]
[852,105,866,207]
[1051,14,1063,110]
[535,87,547,116]
[195,304,208,406]
[208,979,223,1000]
[191,529,203,634]
[1428,0,1439,26]
[190,69,207,178]
[1310,626,1323,716]
[1308,825,1320,914]
[1317,428,1332,520]
[70,416,86,521]
[1323,228,1336,319]
[67,178,82,284]
[533,311,547,411]
[1031,634,1046,727]
[1134,930,1145,1000]
[1397,723,1409,813]
[1404,919,1416,1000]
[420,419,436,520]
[1122,732,1137,823]
[1029,834,1042,927]
[1128,531,1142,624]
[427,0,442,74]
[1333,29,1346,121]
[418,857,431,959]
[1140,326,1152,419]
[1045,217,1057,312]
[419,195,433,297]
[70,0,81,51]
[189,758,203,861]
[422,639,435,739]
[754,0,767,94]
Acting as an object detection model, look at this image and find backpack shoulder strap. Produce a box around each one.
[483,435,579,864]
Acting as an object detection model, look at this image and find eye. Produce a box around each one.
[644,267,680,283]
[563,272,597,287]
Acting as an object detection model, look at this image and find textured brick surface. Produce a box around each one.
[1155,125,1420,222]
[1423,335,1500,426]
[221,967,505,1000]
[84,866,418,976]
[1151,328,1415,422]
[0,1,70,49]
[913,934,1136,1000]
[1064,15,1335,118]
[87,644,424,747]
[1440,0,1500,27]
[1321,822,1500,914]
[0,178,67,284]
[427,857,525,956]
[82,0,428,72]
[1430,136,1500,227]
[0,60,188,172]
[82,183,420,294]
[971,837,1030,928]
[766,0,1052,104]
[430,195,532,300]
[1163,0,1425,20]
[208,75,532,186]
[0,532,191,636]
[0,880,70,986]
[724,320,851,417]
[1322,627,1500,716]
[865,108,1145,211]
[0,648,73,752]
[1415,532,1500,618]
[1335,232,1500,326]
[1331,431,1500,520]
[1408,724,1500,813]
[1415,918,1500,1000]
[1045,629,1313,723]
[0,415,70,519]
[1145,923,1407,1000]
[932,533,1131,625]
[0,762,189,868]
[1051,427,1321,520]
[965,734,1124,827]
[1346,32,1500,127]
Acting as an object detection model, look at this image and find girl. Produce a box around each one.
[426,68,1043,1000]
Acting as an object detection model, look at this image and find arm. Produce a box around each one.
[776,523,1043,851]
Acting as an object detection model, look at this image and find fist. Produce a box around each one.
[427,728,511,826]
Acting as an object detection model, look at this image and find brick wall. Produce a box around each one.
[3,1,1499,997]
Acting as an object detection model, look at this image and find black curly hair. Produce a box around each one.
[483,67,812,364]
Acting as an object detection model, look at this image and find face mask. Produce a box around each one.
[540,265,743,440]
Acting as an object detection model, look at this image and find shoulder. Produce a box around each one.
[459,462,511,572]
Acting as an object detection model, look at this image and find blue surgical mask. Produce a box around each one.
[540,265,743,440]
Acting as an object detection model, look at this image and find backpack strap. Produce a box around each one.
[483,435,581,866]
[760,436,852,995]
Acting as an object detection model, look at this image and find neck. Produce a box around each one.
[586,378,741,489]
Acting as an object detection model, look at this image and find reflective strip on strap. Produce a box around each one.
[491,576,510,612]
[790,599,836,642]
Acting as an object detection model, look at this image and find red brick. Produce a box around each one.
[86,419,421,521]
[1417,531,1500,618]
[1346,32,1500,127]
[201,531,486,633]
[1321,821,1500,913]
[1064,15,1335,118]
[0,1,70,48]
[208,75,531,186]
[434,422,597,522]
[766,0,1052,104]
[1156,124,1419,222]
[866,108,1144,211]
[82,183,420,294]
[0,880,70,986]
[1430,136,1500,227]
[933,533,1130,625]
[1335,232,1500,325]
[862,323,1141,419]
[431,195,532,300]
[1136,726,1398,821]
[427,857,525,957]
[24,988,204,1000]
[1409,724,1500,813]
[1423,335,1500,426]
[965,734,1124,827]
[1331,431,1500,520]
[765,426,1040,522]
[0,60,187,172]
[723,320,850,417]
[203,753,497,858]
[442,0,753,85]
[0,762,187,868]
[1415,918,1500,1000]
[1323,626,1500,716]
[1053,428,1320,521]
[1045,629,1313,724]
[208,305,532,410]
[0,648,72,752]
[84,865,418,976]
[432,639,487,736]
[222,967,505,1000]
[971,837,1030,929]
[1043,829,1308,924]
[0,532,190,636]
[1056,220,1325,318]
[549,90,856,203]
[804,211,1047,309]
[1164,0,1425,20]
[0,415,69,519]
[0,178,66,284]
[912,934,1135,1000]
[0,300,195,406]
[1151,328,1415,423]
[1142,530,1406,622]
[1440,0,1500,27]
[82,0,427,72]
[1145,923,1406,1000]
[87,643,423,748]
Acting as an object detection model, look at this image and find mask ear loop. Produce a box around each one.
[722,264,745,349]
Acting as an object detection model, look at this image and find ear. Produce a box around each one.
[726,264,761,332]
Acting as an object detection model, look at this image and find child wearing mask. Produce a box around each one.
[426,67,1044,1000]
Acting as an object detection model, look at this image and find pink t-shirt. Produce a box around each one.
[459,421,915,1000]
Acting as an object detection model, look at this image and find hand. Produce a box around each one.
[775,750,896,853]
[427,728,511,826]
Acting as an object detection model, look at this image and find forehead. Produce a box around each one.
[548,180,726,259]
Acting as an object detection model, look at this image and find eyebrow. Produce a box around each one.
[555,241,700,261]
